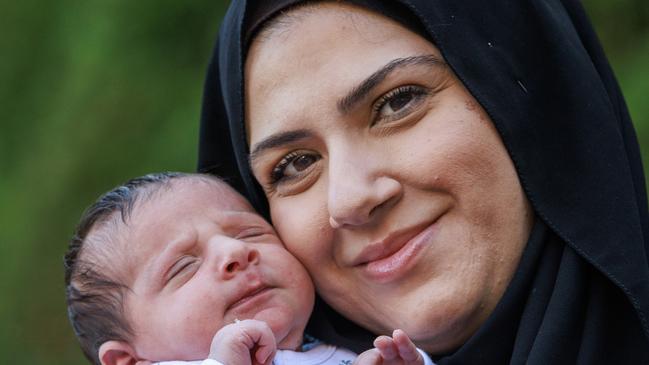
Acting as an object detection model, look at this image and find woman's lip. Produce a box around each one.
[358,222,437,283]
[351,221,433,266]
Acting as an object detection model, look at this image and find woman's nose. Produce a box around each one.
[214,238,260,280]
[327,152,402,228]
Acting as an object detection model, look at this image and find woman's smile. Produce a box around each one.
[356,220,438,284]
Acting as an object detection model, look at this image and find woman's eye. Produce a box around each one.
[270,151,320,184]
[373,85,429,125]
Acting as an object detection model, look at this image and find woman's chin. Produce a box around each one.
[405,313,478,354]
[367,289,487,354]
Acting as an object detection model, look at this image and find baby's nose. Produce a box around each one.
[218,239,260,280]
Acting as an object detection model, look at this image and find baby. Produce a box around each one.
[64,172,434,365]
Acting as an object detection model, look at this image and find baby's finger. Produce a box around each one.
[251,321,277,364]
[392,329,421,363]
[353,348,382,365]
[374,335,398,360]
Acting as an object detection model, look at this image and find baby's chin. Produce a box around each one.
[252,306,308,351]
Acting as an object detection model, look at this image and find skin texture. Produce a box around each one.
[95,178,314,363]
[245,3,533,353]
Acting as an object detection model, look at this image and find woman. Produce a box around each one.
[198,0,649,362]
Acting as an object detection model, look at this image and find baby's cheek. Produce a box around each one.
[179,314,222,357]
[166,292,224,354]
[273,203,331,265]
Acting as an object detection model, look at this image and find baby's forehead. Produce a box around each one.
[172,176,254,210]
[87,177,265,278]
[134,177,256,218]
[127,177,268,242]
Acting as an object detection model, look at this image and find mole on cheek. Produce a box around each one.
[465,99,491,124]
[464,99,477,112]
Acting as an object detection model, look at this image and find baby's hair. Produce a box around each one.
[64,171,226,364]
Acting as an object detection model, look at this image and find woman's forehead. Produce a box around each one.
[244,3,442,138]
[248,2,427,56]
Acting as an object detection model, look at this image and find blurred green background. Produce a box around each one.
[0,1,647,364]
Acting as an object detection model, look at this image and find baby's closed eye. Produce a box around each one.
[165,255,200,285]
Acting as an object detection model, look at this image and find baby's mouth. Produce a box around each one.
[228,285,273,311]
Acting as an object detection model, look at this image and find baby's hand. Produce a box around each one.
[208,319,277,365]
[353,329,424,365]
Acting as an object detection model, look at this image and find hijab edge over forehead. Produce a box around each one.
[243,0,430,49]
[198,0,649,345]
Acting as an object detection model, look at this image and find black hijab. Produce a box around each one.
[198,0,649,362]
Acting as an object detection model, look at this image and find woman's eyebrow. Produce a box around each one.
[249,129,311,162]
[337,54,444,113]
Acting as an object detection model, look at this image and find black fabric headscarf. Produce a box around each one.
[198,0,649,362]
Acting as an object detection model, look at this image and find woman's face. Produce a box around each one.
[245,3,533,352]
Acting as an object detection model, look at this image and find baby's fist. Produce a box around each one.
[208,319,277,365]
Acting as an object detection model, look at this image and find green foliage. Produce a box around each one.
[0,1,228,363]
[0,1,646,364]
[585,0,649,183]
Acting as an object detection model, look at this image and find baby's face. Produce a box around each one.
[112,178,314,361]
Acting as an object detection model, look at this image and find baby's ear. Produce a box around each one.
[98,340,148,365]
